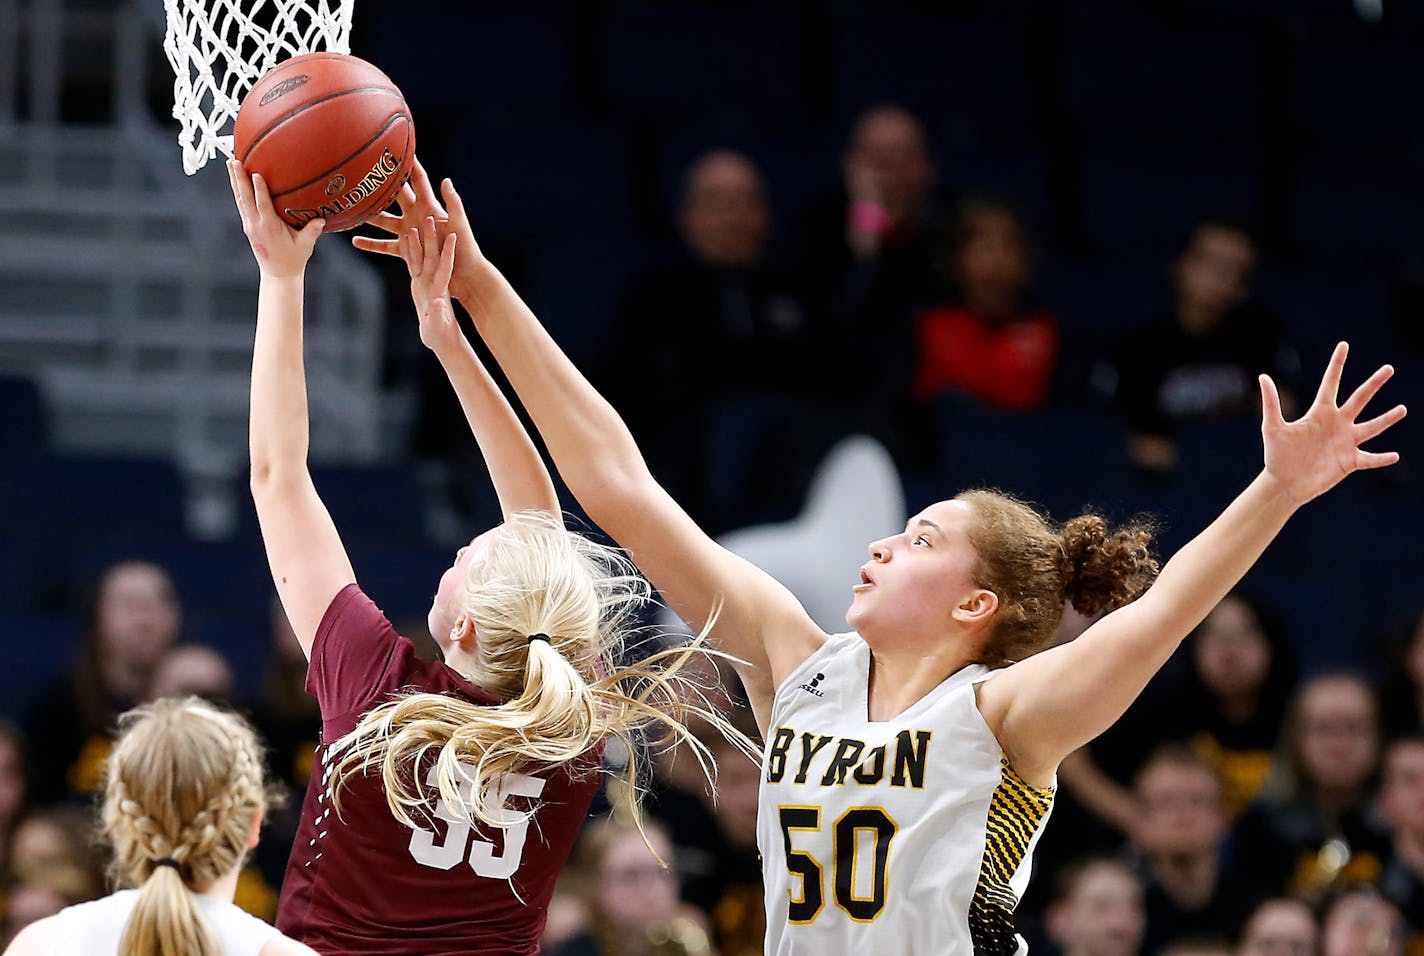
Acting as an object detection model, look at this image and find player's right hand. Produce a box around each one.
[227,159,324,279]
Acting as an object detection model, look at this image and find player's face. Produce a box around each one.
[429,530,494,642]
[847,499,983,642]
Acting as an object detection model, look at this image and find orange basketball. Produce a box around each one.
[234,52,414,232]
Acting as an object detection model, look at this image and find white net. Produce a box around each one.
[163,0,354,175]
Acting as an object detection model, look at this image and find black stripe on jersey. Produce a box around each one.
[968,755,1054,955]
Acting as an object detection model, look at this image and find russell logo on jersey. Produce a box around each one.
[798,672,827,697]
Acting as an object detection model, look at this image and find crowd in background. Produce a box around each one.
[3,0,1424,953]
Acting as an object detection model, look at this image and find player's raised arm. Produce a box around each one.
[398,215,557,518]
[354,163,825,731]
[230,159,354,658]
[978,343,1407,784]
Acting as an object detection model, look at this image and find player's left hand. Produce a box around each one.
[353,157,486,301]
[227,159,324,278]
[403,215,463,359]
[1260,341,1407,506]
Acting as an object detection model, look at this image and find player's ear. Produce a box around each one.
[951,588,998,626]
[246,806,264,850]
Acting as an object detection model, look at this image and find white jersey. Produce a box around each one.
[757,632,1054,955]
[46,888,278,956]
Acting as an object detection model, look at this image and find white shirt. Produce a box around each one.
[757,632,1055,955]
[46,889,278,956]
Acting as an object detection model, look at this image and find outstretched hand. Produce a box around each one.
[352,157,484,300]
[402,216,464,358]
[227,159,324,278]
[1260,342,1407,506]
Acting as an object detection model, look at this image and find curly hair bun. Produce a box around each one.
[1059,514,1159,617]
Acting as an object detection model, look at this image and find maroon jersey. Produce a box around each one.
[276,585,603,955]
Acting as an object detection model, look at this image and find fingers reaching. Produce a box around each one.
[410,159,445,212]
[434,232,457,295]
[1355,403,1409,445]
[298,216,325,244]
[401,227,422,278]
[441,178,465,221]
[368,211,405,236]
[251,172,275,227]
[1259,374,1284,427]
[1341,363,1396,419]
[1314,341,1349,409]
[1358,449,1402,471]
[351,235,400,257]
[227,160,256,231]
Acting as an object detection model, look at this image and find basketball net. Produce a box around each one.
[162,0,353,175]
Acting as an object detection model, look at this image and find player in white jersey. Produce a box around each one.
[3,697,315,956]
[357,165,1407,953]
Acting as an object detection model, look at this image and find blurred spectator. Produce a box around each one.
[1320,885,1405,956]
[1231,674,1388,906]
[7,805,103,897]
[601,149,821,532]
[912,194,1059,413]
[1159,940,1235,956]
[1,863,94,945]
[1378,609,1424,741]
[1043,856,1146,956]
[546,816,713,956]
[1060,591,1295,843]
[252,597,320,783]
[1237,898,1319,956]
[1130,746,1252,951]
[649,703,764,956]
[1101,219,1301,475]
[23,560,181,801]
[794,104,947,456]
[0,723,29,871]
[147,644,234,703]
[1179,592,1298,818]
[1378,735,1424,936]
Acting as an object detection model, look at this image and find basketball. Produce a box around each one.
[233,52,414,232]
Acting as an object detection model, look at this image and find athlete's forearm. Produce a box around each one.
[434,330,559,517]
[456,260,652,515]
[250,273,312,485]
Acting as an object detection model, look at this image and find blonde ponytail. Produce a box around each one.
[118,863,219,956]
[334,511,758,837]
[101,697,271,956]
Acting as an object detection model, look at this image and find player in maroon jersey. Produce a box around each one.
[229,162,747,955]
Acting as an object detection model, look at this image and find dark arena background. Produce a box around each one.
[0,0,1421,952]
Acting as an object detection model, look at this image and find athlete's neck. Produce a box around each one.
[441,645,481,685]
[865,647,975,723]
[198,864,241,904]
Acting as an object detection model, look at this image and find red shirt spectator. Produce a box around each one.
[913,304,1058,411]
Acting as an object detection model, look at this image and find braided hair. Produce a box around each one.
[101,697,270,956]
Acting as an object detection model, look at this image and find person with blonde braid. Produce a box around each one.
[3,697,315,956]
[228,162,751,956]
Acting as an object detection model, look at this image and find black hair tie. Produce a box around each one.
[152,858,180,870]
[528,633,551,645]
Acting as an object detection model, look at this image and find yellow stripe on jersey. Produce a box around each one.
[968,755,1054,955]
